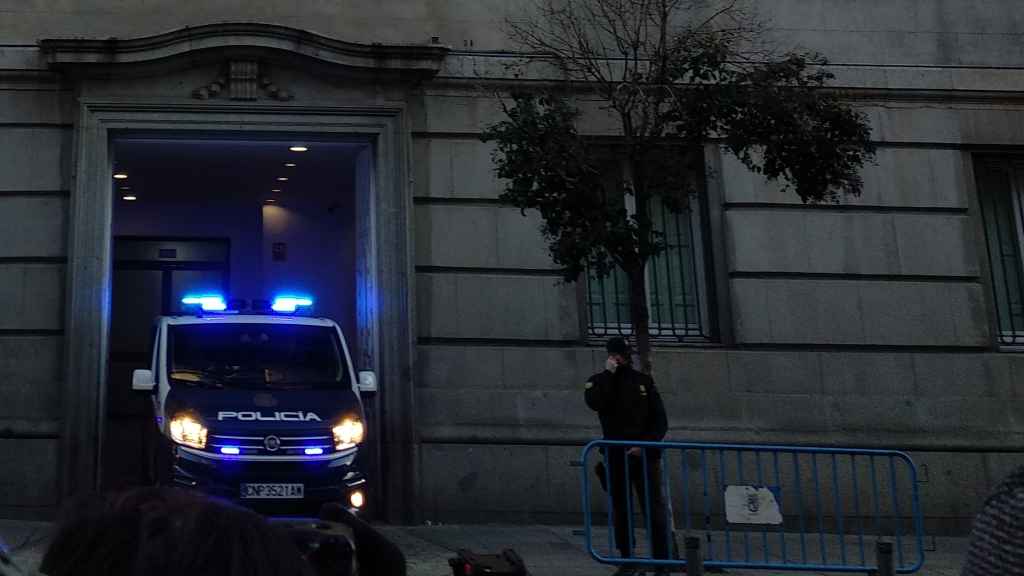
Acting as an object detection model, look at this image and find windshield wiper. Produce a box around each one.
[264,380,340,390]
[169,369,225,388]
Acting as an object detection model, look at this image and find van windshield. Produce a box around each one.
[168,323,350,390]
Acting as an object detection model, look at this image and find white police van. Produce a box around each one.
[131,294,376,512]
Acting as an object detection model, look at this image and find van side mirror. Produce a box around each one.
[132,369,156,392]
[357,371,377,394]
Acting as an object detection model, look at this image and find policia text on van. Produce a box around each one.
[131,295,377,512]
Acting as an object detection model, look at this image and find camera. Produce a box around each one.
[271,518,357,576]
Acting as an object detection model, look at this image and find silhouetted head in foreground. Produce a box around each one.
[961,465,1024,576]
[40,487,314,576]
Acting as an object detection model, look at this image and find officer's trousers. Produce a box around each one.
[606,448,670,560]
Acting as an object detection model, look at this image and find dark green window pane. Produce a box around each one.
[978,163,1024,345]
[586,195,708,340]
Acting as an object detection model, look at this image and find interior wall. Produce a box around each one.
[262,202,357,341]
[111,143,359,342]
[113,197,264,297]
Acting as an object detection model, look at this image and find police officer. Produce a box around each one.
[585,337,670,575]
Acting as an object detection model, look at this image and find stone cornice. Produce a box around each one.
[39,22,449,76]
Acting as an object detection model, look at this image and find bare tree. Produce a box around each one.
[484,0,874,372]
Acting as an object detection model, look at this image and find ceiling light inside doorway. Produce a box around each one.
[277,177,288,181]
[122,195,137,201]
[271,189,282,193]
[285,163,296,167]
[113,173,128,179]
[289,146,308,152]
[265,199,277,203]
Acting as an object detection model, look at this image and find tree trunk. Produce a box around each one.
[627,264,653,374]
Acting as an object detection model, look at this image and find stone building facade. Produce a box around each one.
[0,1,1022,533]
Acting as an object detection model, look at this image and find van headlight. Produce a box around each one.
[169,414,208,449]
[332,418,364,450]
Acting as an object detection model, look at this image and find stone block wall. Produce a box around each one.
[409,80,1024,531]
[2,1,1024,529]
[0,74,73,518]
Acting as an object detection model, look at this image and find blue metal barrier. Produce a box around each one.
[581,440,925,574]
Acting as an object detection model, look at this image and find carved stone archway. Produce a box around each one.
[41,22,447,73]
[42,23,446,522]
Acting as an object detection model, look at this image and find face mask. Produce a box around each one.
[605,357,619,373]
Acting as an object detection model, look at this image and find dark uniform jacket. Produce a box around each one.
[584,364,668,444]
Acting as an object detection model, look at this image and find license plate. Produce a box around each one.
[240,483,304,499]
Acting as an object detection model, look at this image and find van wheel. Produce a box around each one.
[147,435,174,486]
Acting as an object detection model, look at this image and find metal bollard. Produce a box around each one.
[685,536,704,576]
[875,540,894,576]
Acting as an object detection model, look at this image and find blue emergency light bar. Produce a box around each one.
[271,296,314,313]
[180,294,315,315]
[304,447,324,455]
[181,295,227,312]
[220,446,240,455]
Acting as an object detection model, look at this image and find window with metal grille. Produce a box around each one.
[977,157,1024,345]
[586,190,713,342]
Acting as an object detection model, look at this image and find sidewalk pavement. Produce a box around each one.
[378,525,970,576]
[1,519,970,576]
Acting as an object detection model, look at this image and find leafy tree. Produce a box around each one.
[483,0,875,372]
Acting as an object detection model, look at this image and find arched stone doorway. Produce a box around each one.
[43,23,446,522]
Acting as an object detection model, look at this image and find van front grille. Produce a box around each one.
[208,432,333,456]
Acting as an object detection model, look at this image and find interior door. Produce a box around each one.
[101,237,229,489]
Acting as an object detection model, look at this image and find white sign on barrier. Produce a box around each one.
[724,485,783,525]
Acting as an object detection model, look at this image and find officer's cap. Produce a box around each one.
[606,337,631,356]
